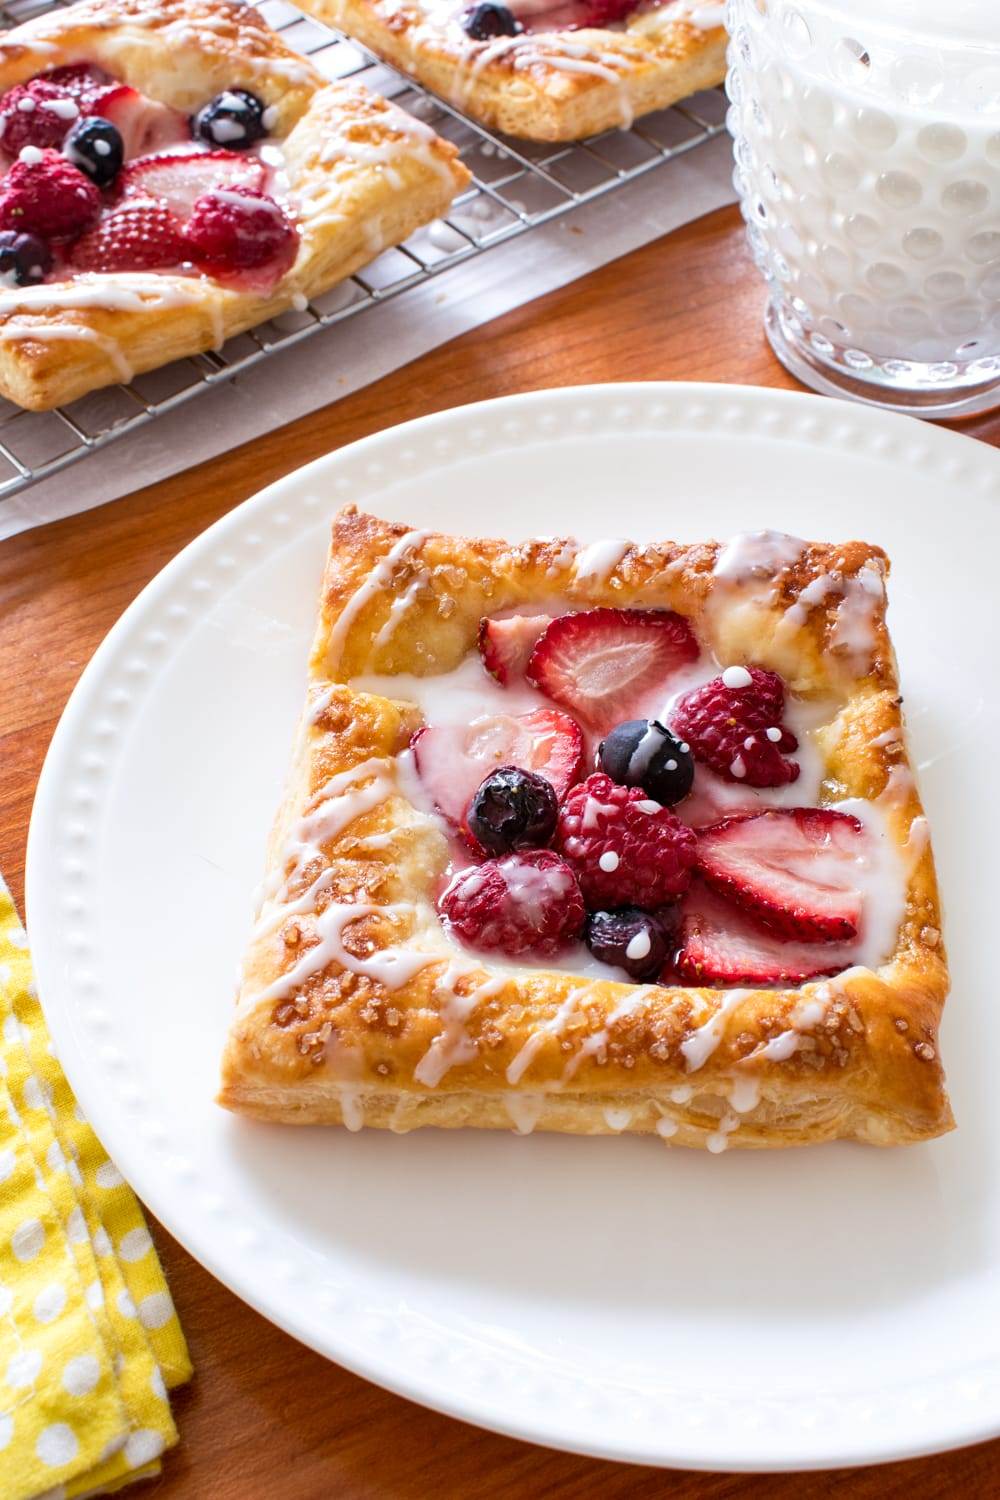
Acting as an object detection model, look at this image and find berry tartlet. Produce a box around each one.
[220,510,951,1151]
[0,0,468,410]
[296,0,727,142]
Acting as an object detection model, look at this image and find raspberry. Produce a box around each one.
[183,187,298,278]
[0,150,100,239]
[43,65,113,107]
[0,80,79,157]
[71,199,186,273]
[439,850,585,958]
[670,666,800,789]
[554,773,696,910]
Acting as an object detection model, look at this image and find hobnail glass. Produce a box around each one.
[726,0,1000,417]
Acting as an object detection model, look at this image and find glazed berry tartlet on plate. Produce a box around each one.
[296,0,727,142]
[0,0,468,410]
[219,509,951,1151]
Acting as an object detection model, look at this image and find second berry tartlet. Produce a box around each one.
[0,0,468,409]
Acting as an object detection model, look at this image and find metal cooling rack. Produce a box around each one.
[0,0,727,501]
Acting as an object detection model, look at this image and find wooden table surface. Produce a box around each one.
[2,203,999,1499]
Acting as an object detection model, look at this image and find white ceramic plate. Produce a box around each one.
[27,385,1000,1471]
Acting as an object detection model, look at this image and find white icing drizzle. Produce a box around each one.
[904,815,930,875]
[505,1093,544,1134]
[0,273,212,317]
[681,990,752,1072]
[242,900,438,1009]
[338,1083,365,1131]
[256,758,396,927]
[713,530,806,586]
[306,680,338,727]
[459,30,641,126]
[414,962,505,1087]
[573,537,630,583]
[505,982,600,1085]
[253,862,338,944]
[755,982,837,1062]
[829,562,886,669]
[561,984,657,1081]
[325,529,431,669]
[706,1112,740,1154]
[666,0,726,27]
[727,1075,761,1113]
[602,1106,633,1131]
[372,573,429,651]
[317,109,457,191]
[0,320,132,380]
[655,1115,678,1138]
[774,559,886,670]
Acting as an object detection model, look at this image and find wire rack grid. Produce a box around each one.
[0,0,728,501]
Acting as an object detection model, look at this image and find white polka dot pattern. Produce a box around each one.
[32,1282,67,1324]
[62,1353,101,1397]
[11,1218,44,1262]
[124,1428,166,1467]
[0,874,190,1494]
[6,1347,43,1389]
[35,1422,79,1467]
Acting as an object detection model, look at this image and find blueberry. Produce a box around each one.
[460,2,521,39]
[597,718,694,806]
[192,89,267,149]
[585,906,676,982]
[0,230,51,287]
[63,117,123,189]
[466,765,558,854]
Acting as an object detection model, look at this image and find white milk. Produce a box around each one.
[728,0,1000,390]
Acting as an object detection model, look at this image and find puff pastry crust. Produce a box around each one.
[219,507,953,1149]
[0,0,468,410]
[298,0,727,142]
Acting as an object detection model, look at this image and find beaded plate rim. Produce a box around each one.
[25,382,1000,1471]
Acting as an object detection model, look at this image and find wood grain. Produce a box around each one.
[2,204,999,1498]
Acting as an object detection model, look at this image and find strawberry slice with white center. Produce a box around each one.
[119,150,266,219]
[92,85,189,159]
[674,884,855,987]
[527,607,699,736]
[478,613,553,685]
[412,707,584,829]
[696,808,866,943]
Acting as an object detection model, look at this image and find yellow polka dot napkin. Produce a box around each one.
[0,876,192,1499]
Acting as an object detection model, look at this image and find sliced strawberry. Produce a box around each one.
[412,707,584,829]
[696,809,866,943]
[478,613,553,685]
[673,884,855,987]
[93,85,189,158]
[70,198,186,273]
[118,150,266,219]
[527,607,698,735]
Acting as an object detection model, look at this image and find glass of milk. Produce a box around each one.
[726,0,1000,417]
